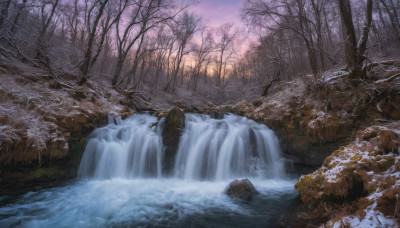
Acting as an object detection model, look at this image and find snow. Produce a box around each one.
[331,203,397,228]
[0,63,132,164]
[321,70,348,82]
[303,121,400,227]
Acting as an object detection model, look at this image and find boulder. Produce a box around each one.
[162,106,185,174]
[225,178,259,201]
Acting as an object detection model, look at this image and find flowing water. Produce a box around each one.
[0,113,299,227]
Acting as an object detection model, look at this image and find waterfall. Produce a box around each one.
[1,113,294,228]
[174,114,284,180]
[78,114,163,179]
[78,113,285,180]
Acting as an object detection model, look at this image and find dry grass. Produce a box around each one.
[295,120,400,226]
[378,130,400,153]
[377,188,400,219]
[0,62,131,167]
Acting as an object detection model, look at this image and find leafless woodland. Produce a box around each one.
[0,0,399,105]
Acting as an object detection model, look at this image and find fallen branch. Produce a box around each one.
[375,73,400,84]
[0,45,17,58]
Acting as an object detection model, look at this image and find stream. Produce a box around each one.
[0,113,300,227]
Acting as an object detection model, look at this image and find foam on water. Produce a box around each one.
[0,113,298,227]
[0,178,298,227]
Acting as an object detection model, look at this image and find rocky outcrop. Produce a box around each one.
[196,61,400,173]
[0,63,134,194]
[294,121,400,226]
[161,106,185,174]
[197,82,355,170]
[225,178,259,201]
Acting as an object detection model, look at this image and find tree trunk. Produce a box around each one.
[11,0,27,32]
[112,56,125,87]
[338,0,372,79]
[0,0,12,30]
[80,0,108,84]
[338,0,357,70]
[356,0,373,63]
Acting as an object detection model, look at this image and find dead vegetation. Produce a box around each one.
[0,61,135,168]
[294,121,400,226]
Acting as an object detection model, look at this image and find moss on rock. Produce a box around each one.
[32,166,65,179]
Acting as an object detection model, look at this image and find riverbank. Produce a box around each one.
[0,60,136,195]
[1,59,399,226]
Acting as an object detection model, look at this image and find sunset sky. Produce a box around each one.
[191,0,257,59]
[193,0,244,27]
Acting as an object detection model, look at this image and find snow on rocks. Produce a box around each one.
[328,202,396,228]
[295,121,400,227]
[0,63,133,167]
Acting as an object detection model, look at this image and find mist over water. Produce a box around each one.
[0,113,299,227]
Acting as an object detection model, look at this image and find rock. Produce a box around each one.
[232,100,254,116]
[173,101,182,107]
[201,102,218,114]
[225,178,259,201]
[210,112,224,119]
[252,98,264,107]
[162,106,185,174]
[294,122,400,225]
[182,106,201,114]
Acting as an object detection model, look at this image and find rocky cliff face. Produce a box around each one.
[0,62,134,195]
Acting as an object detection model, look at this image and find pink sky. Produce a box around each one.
[191,0,258,58]
[193,0,244,27]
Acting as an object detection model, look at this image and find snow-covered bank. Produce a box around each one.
[0,61,135,194]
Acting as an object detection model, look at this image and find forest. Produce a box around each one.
[0,0,397,97]
[0,0,400,227]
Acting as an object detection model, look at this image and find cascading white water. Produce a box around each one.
[78,113,285,180]
[0,113,297,228]
[78,114,163,179]
[174,114,284,180]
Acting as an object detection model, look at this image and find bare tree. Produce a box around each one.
[79,0,130,84]
[215,23,239,86]
[39,0,61,41]
[379,0,400,41]
[151,27,176,90]
[242,0,321,78]
[189,26,214,92]
[337,0,372,78]
[164,11,200,92]
[112,0,187,87]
